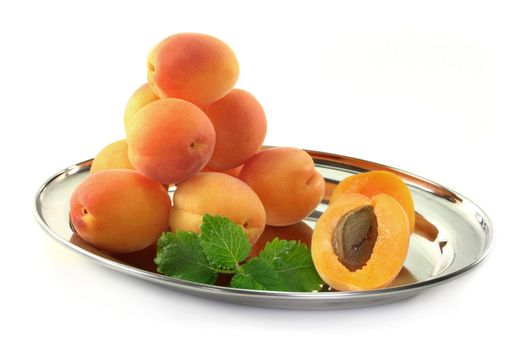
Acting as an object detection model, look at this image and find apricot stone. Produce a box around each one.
[204,89,267,170]
[126,98,216,184]
[169,172,266,245]
[312,193,410,291]
[90,139,134,174]
[123,83,159,133]
[70,169,171,254]
[147,33,239,106]
[239,147,325,226]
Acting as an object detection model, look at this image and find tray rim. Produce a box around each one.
[34,149,495,302]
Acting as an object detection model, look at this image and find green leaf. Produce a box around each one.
[230,258,287,291]
[154,231,217,284]
[258,238,324,292]
[199,214,251,270]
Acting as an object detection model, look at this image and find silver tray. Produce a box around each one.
[34,149,493,309]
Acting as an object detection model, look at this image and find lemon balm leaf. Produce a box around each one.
[154,231,217,284]
[199,214,251,270]
[230,258,287,291]
[257,238,323,292]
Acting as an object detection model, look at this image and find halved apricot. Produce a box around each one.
[330,170,415,232]
[311,193,410,291]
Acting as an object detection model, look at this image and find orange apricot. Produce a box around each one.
[90,139,134,174]
[123,83,159,133]
[330,170,415,232]
[70,169,171,254]
[311,193,410,291]
[147,33,239,106]
[169,172,266,245]
[201,164,243,177]
[249,221,313,257]
[203,89,267,170]
[126,98,216,184]
[239,147,325,226]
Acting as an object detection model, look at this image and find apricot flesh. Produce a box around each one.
[312,193,410,291]
[126,98,216,184]
[239,147,325,226]
[169,172,266,245]
[330,170,415,232]
[147,33,239,106]
[204,89,267,170]
[90,139,134,174]
[70,169,171,254]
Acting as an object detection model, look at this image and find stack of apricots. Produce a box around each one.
[69,33,420,292]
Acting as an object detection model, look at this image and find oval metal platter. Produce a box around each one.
[34,149,493,309]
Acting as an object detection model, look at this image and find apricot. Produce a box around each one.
[70,169,171,254]
[90,139,134,174]
[147,33,239,106]
[123,83,159,133]
[311,193,410,291]
[169,172,266,245]
[203,89,267,170]
[330,170,415,232]
[249,221,313,257]
[201,164,243,177]
[239,147,325,226]
[126,98,216,184]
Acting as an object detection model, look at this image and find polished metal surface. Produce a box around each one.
[34,150,493,309]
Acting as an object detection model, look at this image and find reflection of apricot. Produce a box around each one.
[330,171,415,232]
[312,193,410,291]
[249,221,313,257]
[70,233,157,272]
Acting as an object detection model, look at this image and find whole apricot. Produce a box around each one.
[147,33,239,106]
[90,139,134,174]
[169,172,266,245]
[123,83,159,133]
[239,147,325,226]
[126,98,216,184]
[70,169,171,254]
[204,89,267,170]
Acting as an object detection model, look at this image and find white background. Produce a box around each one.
[1,0,522,348]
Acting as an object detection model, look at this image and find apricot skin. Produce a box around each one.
[169,172,266,245]
[204,89,267,170]
[70,169,171,254]
[123,83,159,133]
[90,139,134,174]
[239,147,325,226]
[126,98,216,184]
[147,33,239,106]
[330,170,415,232]
[311,193,410,291]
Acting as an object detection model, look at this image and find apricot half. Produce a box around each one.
[311,193,410,291]
[330,170,415,232]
